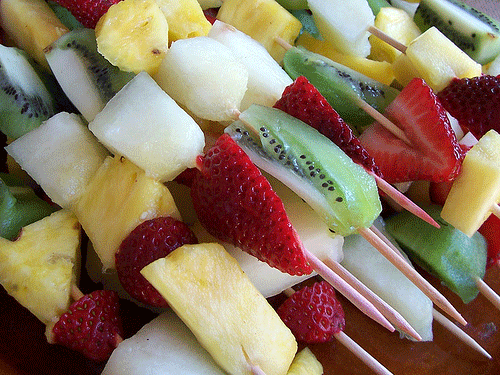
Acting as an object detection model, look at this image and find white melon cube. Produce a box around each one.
[208,20,292,110]
[153,36,248,121]
[89,71,205,182]
[5,112,109,207]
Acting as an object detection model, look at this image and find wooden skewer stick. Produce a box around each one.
[367,26,407,54]
[242,345,269,375]
[358,226,467,326]
[475,277,500,312]
[491,203,500,220]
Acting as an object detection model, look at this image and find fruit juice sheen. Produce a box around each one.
[2,2,500,375]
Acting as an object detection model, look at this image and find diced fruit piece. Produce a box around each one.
[231,105,382,236]
[308,0,374,57]
[287,347,324,375]
[0,209,80,324]
[478,215,500,268]
[405,26,482,92]
[51,0,120,29]
[46,1,84,30]
[359,78,464,183]
[45,28,135,122]
[366,0,391,15]
[441,130,500,237]
[0,45,56,140]
[95,0,169,74]
[392,52,423,87]
[275,0,308,10]
[191,133,312,276]
[208,20,293,111]
[386,204,487,304]
[413,0,500,65]
[154,37,248,122]
[141,242,298,375]
[437,75,500,140]
[89,72,205,182]
[156,0,211,41]
[277,281,345,343]
[73,155,181,270]
[6,112,109,208]
[216,0,302,62]
[102,309,226,374]
[47,290,122,362]
[342,217,434,341]
[274,76,381,176]
[115,216,198,308]
[0,174,56,240]
[0,0,69,70]
[283,46,400,133]
[369,7,421,63]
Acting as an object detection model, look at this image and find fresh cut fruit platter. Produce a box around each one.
[1,0,500,374]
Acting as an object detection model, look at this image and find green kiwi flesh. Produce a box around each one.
[226,104,382,236]
[282,46,400,134]
[385,204,487,304]
[414,0,500,65]
[0,45,56,140]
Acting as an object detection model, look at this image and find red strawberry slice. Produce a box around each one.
[437,75,500,140]
[49,290,122,362]
[478,215,500,269]
[274,76,381,176]
[277,281,345,343]
[190,133,312,276]
[51,0,121,29]
[359,78,464,183]
[115,216,198,308]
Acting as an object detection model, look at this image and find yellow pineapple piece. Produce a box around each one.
[441,130,500,237]
[73,155,180,270]
[95,0,169,74]
[392,53,422,87]
[155,0,211,42]
[287,347,323,375]
[405,26,482,92]
[369,7,421,64]
[0,210,80,324]
[0,0,69,70]
[297,32,395,86]
[217,0,302,63]
[141,243,298,375]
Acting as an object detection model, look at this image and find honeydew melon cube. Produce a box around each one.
[89,71,205,182]
[208,20,293,111]
[441,130,500,237]
[153,36,248,122]
[5,112,109,208]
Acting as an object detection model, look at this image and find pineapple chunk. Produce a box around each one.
[217,0,302,63]
[156,0,211,42]
[141,243,297,375]
[287,348,323,375]
[95,0,169,74]
[73,155,180,270]
[441,130,500,237]
[0,0,69,70]
[405,26,482,92]
[0,210,80,324]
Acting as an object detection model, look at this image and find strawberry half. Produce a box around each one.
[190,133,312,276]
[52,0,121,28]
[478,215,500,269]
[437,75,500,140]
[49,290,122,362]
[359,78,464,183]
[277,281,345,343]
[115,216,198,308]
[274,76,381,176]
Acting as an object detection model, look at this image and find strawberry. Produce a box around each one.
[49,290,122,362]
[274,76,381,176]
[478,215,500,269]
[277,281,345,343]
[190,133,312,276]
[115,216,198,308]
[203,8,218,24]
[359,78,464,183]
[437,75,500,140]
[51,0,121,29]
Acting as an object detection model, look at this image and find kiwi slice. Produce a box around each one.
[45,28,135,122]
[225,104,382,236]
[366,0,391,16]
[282,46,400,134]
[414,0,500,65]
[385,204,487,304]
[0,45,56,140]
